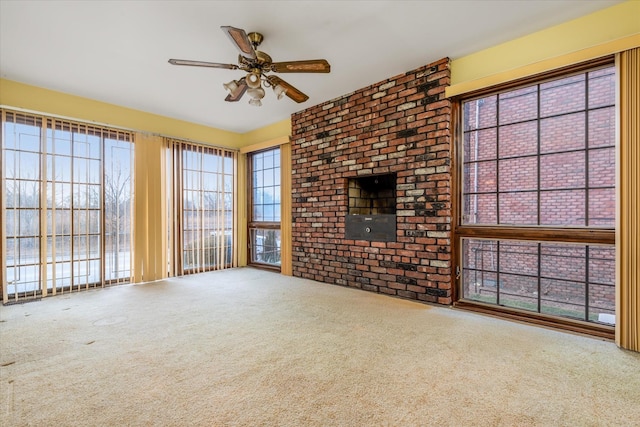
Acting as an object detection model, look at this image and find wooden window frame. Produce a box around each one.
[247,147,282,271]
[452,58,616,339]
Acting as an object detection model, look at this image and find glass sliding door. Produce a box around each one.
[1,110,134,303]
[166,139,237,275]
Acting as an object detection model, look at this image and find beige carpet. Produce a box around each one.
[1,267,639,426]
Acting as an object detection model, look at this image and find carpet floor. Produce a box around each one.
[1,267,639,426]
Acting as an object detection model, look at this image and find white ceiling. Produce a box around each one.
[0,0,622,134]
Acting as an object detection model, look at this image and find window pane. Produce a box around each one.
[540,151,585,190]
[464,161,497,194]
[250,228,281,266]
[464,128,498,162]
[540,190,585,226]
[588,68,615,109]
[499,192,537,225]
[463,193,496,224]
[540,113,585,154]
[588,108,615,148]
[540,74,585,117]
[500,274,538,311]
[463,95,497,131]
[461,65,614,233]
[588,188,615,226]
[498,157,537,192]
[498,121,537,158]
[588,147,615,188]
[499,87,537,125]
[540,279,585,320]
[461,239,615,324]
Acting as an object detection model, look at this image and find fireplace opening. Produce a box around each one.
[345,173,396,242]
[348,174,396,215]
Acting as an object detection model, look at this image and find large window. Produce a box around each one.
[1,111,134,303]
[249,148,281,268]
[458,63,616,326]
[167,140,236,274]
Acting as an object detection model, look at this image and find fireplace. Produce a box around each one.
[291,57,452,303]
[345,173,396,242]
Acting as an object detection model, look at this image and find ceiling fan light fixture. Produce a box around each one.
[223,79,239,93]
[246,71,262,89]
[247,86,265,99]
[273,84,288,100]
[247,86,265,106]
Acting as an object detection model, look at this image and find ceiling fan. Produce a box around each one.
[168,26,331,106]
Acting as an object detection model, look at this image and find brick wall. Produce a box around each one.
[290,58,452,304]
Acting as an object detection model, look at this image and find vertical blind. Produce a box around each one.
[1,110,134,303]
[166,138,237,275]
[617,47,640,352]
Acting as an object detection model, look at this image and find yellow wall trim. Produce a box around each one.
[447,34,640,98]
[448,0,640,97]
[240,135,290,154]
[0,79,245,148]
[242,118,292,147]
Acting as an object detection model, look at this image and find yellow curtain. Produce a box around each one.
[617,47,640,352]
[133,134,167,283]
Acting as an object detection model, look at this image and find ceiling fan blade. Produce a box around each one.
[224,79,248,102]
[221,26,257,60]
[168,59,238,70]
[271,59,331,73]
[267,76,309,103]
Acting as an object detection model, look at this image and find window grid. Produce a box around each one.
[462,239,615,323]
[175,142,236,274]
[458,64,616,326]
[462,68,616,228]
[1,110,134,303]
[249,148,281,268]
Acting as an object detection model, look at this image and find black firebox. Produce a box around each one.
[345,173,396,242]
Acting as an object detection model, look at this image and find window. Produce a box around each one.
[167,140,236,274]
[1,111,134,302]
[249,148,281,268]
[458,63,616,326]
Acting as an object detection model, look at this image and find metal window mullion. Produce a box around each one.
[537,242,542,313]
[537,84,542,226]
[585,245,590,322]
[496,98,501,225]
[583,75,591,321]
[584,75,590,226]
[496,240,501,305]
